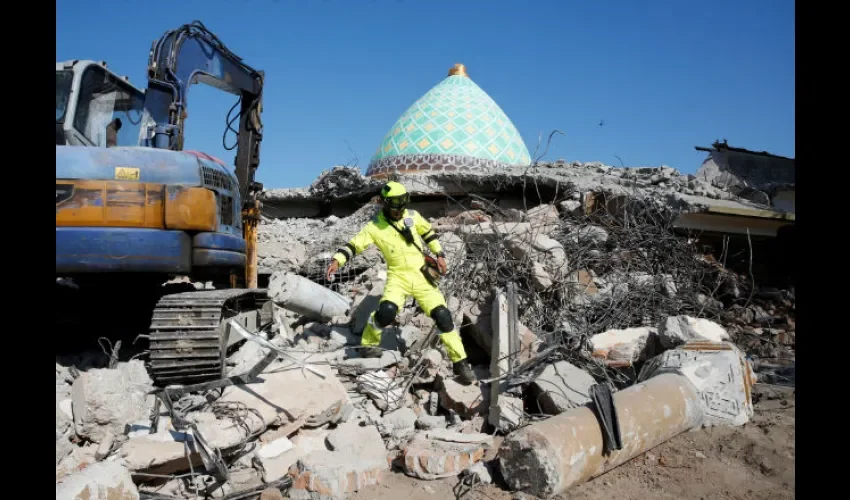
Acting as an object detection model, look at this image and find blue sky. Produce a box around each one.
[57,0,795,188]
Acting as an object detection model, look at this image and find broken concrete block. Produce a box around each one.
[217,360,350,426]
[402,434,489,480]
[378,407,417,439]
[528,361,597,414]
[56,431,75,467]
[559,200,581,213]
[260,488,286,500]
[489,395,524,432]
[526,204,560,232]
[71,360,154,443]
[658,315,730,349]
[56,461,139,500]
[260,429,332,483]
[56,443,99,481]
[94,431,114,461]
[289,423,389,499]
[439,377,489,418]
[269,272,352,321]
[356,370,406,411]
[638,341,756,426]
[56,400,71,442]
[589,327,656,365]
[257,437,295,460]
[466,461,493,484]
[416,414,448,430]
[530,261,554,290]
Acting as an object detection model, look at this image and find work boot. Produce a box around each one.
[360,346,384,358]
[453,360,477,385]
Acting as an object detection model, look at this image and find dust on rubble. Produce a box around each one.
[349,395,795,500]
[56,162,794,500]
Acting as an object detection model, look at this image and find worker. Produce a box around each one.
[326,181,477,385]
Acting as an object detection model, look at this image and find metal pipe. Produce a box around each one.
[499,373,704,498]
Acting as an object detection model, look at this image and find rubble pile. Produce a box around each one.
[56,163,793,499]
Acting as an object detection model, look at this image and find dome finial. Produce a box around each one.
[448,63,468,77]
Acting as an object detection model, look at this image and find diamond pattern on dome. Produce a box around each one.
[367,70,530,177]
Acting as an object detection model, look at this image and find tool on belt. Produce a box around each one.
[388,217,443,286]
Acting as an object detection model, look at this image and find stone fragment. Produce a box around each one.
[288,423,389,499]
[416,414,448,430]
[71,360,154,443]
[589,327,656,365]
[217,360,350,426]
[438,377,488,418]
[559,200,581,213]
[258,437,295,460]
[259,429,332,483]
[260,488,286,500]
[56,461,139,500]
[528,361,597,414]
[638,341,756,426]
[402,434,489,480]
[489,395,524,432]
[378,407,417,439]
[658,315,730,349]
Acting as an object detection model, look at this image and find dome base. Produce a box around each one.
[366,153,525,178]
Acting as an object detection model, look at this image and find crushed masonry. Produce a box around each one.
[56,155,793,499]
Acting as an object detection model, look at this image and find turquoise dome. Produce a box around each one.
[366,64,531,177]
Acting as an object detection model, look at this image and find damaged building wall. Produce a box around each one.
[695,141,795,212]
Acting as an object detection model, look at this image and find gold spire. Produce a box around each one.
[448,63,468,77]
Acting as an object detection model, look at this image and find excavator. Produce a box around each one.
[56,21,269,386]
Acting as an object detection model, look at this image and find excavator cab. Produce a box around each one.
[56,21,267,385]
[56,60,153,148]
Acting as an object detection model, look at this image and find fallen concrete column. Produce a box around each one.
[499,373,704,498]
[268,272,352,321]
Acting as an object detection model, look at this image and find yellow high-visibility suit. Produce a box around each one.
[332,208,467,363]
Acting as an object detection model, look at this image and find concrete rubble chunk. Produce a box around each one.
[638,341,756,426]
[377,407,417,439]
[217,360,350,427]
[589,326,656,365]
[357,370,406,411]
[71,360,154,443]
[528,361,597,414]
[56,461,139,500]
[659,315,730,349]
[289,422,389,499]
[259,429,332,484]
[257,436,295,459]
[402,433,490,480]
[439,377,489,418]
[489,395,524,432]
[416,414,448,430]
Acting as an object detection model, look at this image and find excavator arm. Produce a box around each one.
[143,21,265,287]
[144,20,264,209]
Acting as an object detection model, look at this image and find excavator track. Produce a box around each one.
[147,288,269,386]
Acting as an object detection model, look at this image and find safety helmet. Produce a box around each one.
[380,181,410,209]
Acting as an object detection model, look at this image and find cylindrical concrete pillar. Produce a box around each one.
[499,373,704,498]
[268,272,352,321]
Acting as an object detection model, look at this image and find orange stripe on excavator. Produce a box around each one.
[56,180,217,231]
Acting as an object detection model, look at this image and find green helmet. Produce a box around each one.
[380,181,409,209]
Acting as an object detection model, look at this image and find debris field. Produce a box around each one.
[55,160,795,500]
